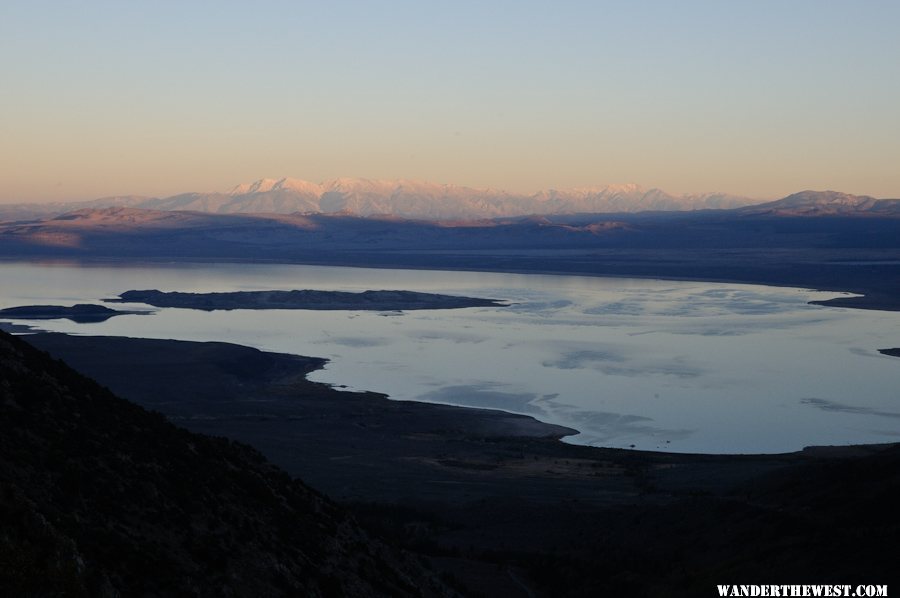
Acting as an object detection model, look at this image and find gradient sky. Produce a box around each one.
[2,0,899,203]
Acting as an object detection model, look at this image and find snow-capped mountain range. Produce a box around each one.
[739,190,900,215]
[0,178,758,222]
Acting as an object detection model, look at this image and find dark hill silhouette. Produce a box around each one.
[0,329,452,597]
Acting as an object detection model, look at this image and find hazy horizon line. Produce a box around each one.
[0,176,803,206]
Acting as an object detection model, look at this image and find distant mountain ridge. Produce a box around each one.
[740,190,900,216]
[2,191,900,311]
[3,188,899,266]
[0,177,758,221]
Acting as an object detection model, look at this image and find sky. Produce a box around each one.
[2,0,899,203]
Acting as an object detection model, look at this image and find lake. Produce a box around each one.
[2,259,899,454]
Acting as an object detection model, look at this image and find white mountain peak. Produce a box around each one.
[272,178,323,194]
[229,178,278,195]
[212,176,760,219]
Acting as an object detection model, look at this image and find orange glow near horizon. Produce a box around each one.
[1,2,898,203]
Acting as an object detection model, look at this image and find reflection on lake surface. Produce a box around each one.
[2,260,899,454]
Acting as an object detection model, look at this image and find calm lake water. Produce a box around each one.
[2,260,899,454]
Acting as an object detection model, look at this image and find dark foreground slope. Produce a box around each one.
[0,330,452,598]
[25,333,900,596]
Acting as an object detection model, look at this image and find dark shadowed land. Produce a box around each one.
[107,289,505,311]
[23,332,900,596]
[0,303,146,323]
[0,321,35,333]
[0,330,455,598]
[879,348,900,358]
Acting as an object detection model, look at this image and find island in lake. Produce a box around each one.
[0,303,146,323]
[107,289,506,311]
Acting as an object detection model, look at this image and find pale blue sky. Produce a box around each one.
[2,1,898,201]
